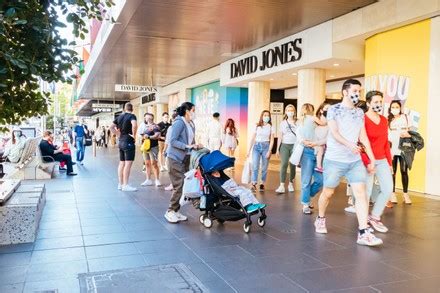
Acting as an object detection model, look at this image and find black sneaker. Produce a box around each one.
[259,184,265,191]
[67,172,77,176]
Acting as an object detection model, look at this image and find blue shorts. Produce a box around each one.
[323,159,367,188]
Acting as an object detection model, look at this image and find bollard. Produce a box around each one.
[93,138,97,157]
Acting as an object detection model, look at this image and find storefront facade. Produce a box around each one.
[158,1,440,196]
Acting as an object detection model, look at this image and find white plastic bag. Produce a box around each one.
[241,158,252,184]
[289,143,304,166]
[180,169,201,207]
[182,169,201,198]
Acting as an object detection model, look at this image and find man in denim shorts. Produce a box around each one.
[314,79,383,246]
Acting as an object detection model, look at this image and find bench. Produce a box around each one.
[34,139,57,179]
[0,180,46,245]
[2,137,40,180]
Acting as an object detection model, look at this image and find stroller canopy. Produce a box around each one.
[199,150,235,172]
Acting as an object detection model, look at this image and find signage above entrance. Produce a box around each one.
[114,84,158,94]
[220,21,333,86]
[230,38,302,79]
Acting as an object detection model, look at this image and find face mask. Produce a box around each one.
[372,105,383,113]
[391,109,400,116]
[263,116,270,123]
[350,94,360,104]
[322,110,328,118]
[286,112,294,118]
[190,111,196,120]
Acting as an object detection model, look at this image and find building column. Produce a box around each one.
[426,17,440,196]
[155,103,168,121]
[297,68,326,111]
[247,81,270,146]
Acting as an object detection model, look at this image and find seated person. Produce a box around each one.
[210,170,266,213]
[39,131,77,176]
[2,128,26,163]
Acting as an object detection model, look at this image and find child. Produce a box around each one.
[210,170,266,213]
[298,104,325,172]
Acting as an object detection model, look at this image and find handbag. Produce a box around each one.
[289,143,304,165]
[241,158,252,184]
[140,138,151,152]
[84,137,92,147]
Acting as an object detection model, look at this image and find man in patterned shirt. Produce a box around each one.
[314,79,383,247]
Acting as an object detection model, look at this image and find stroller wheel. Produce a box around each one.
[199,214,205,224]
[243,222,251,233]
[257,217,266,227]
[203,217,213,228]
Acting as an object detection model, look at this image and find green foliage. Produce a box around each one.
[0,0,115,127]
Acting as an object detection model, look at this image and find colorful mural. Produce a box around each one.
[191,81,248,156]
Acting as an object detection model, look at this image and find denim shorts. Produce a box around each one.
[323,159,367,188]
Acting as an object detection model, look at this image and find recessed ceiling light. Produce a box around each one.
[270,78,274,81]
[333,63,339,67]
[292,73,297,76]
[330,75,335,78]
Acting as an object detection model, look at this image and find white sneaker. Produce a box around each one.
[357,230,383,246]
[368,216,389,233]
[160,166,167,172]
[314,217,328,234]
[390,192,398,203]
[117,184,122,190]
[164,210,179,223]
[155,180,162,187]
[164,184,173,191]
[121,185,137,192]
[275,184,285,194]
[288,183,295,192]
[141,179,153,186]
[175,211,188,221]
[403,193,412,205]
[344,205,356,214]
[302,205,312,215]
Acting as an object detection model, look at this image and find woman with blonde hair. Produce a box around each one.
[297,103,324,214]
[275,104,297,194]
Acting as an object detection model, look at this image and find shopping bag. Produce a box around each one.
[289,143,304,166]
[140,138,151,152]
[241,158,252,184]
[182,169,202,198]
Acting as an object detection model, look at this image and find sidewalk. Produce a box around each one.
[1,147,439,292]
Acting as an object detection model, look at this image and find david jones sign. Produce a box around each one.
[230,38,302,79]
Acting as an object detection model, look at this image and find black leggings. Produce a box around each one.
[392,155,409,193]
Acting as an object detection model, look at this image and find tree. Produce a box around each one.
[0,0,114,129]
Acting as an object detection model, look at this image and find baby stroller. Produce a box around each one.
[197,151,267,233]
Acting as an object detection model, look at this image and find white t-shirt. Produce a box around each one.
[388,115,410,156]
[255,124,274,142]
[207,119,222,139]
[279,120,297,144]
[326,103,364,163]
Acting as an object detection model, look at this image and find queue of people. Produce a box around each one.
[106,79,421,247]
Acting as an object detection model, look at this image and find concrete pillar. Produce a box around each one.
[426,17,440,196]
[297,68,326,110]
[156,103,168,122]
[248,81,270,145]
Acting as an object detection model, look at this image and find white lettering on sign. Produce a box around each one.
[114,84,158,94]
[365,74,410,101]
[91,104,122,109]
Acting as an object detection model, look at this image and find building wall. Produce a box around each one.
[191,81,248,157]
[365,20,431,193]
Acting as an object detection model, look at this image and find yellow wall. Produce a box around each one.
[365,20,431,193]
